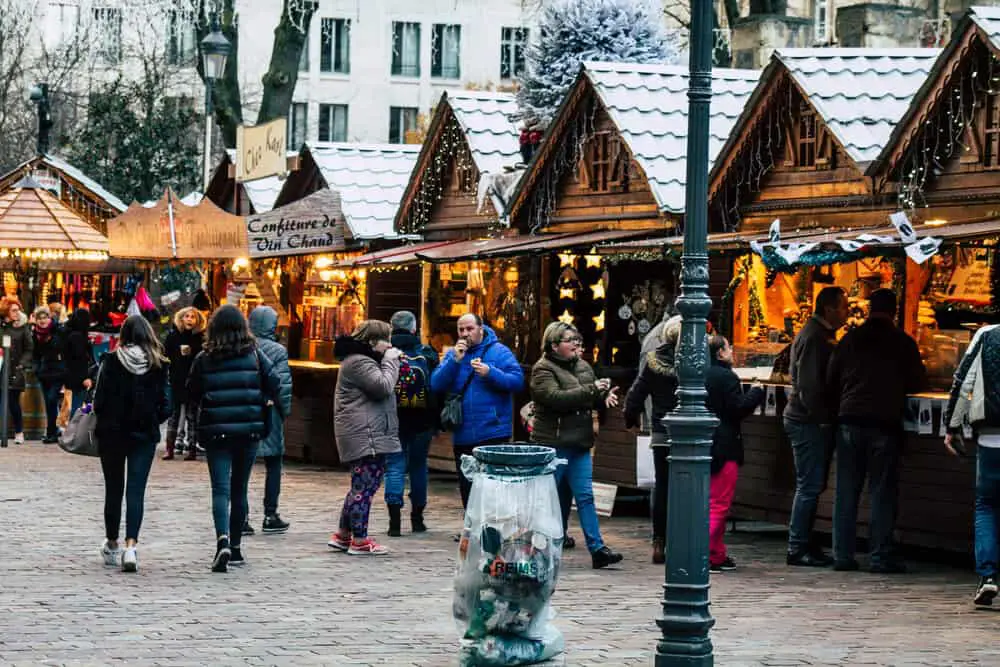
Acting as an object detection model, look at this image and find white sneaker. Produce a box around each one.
[14,433,24,445]
[100,540,122,567]
[121,546,138,573]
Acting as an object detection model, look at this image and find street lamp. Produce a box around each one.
[200,13,231,190]
[655,0,718,664]
[29,83,53,156]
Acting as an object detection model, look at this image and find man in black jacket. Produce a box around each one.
[828,289,926,573]
[385,311,439,536]
[784,286,848,567]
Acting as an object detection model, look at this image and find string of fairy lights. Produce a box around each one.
[526,96,599,234]
[400,116,488,235]
[896,43,999,210]
[713,80,789,233]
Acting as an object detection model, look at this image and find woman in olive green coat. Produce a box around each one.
[530,321,623,569]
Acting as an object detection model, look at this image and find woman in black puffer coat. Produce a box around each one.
[187,305,280,573]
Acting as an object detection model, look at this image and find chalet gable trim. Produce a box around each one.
[392,93,465,235]
[868,15,987,183]
[708,61,868,205]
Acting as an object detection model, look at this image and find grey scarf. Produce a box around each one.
[116,344,150,375]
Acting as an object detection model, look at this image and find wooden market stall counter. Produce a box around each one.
[734,382,974,555]
[286,360,340,467]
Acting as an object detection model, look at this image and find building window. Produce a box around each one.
[797,104,817,167]
[389,106,418,144]
[92,7,122,65]
[431,24,461,79]
[47,2,80,49]
[500,27,528,79]
[450,144,476,193]
[288,102,308,150]
[167,9,197,66]
[813,0,829,44]
[319,104,348,142]
[320,18,351,73]
[391,22,421,77]
[984,92,1000,169]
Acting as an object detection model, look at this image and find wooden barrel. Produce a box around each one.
[21,369,47,440]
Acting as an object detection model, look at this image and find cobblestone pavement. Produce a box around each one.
[0,443,996,666]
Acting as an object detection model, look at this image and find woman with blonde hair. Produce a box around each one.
[328,320,402,556]
[163,306,207,460]
[530,321,623,569]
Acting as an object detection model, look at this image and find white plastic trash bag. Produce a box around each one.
[453,444,566,667]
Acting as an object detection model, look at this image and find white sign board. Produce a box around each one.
[235,118,287,183]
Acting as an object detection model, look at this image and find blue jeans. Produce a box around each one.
[40,381,62,438]
[71,389,87,418]
[554,448,605,553]
[207,440,257,548]
[100,438,157,541]
[784,419,834,555]
[975,446,1000,577]
[833,424,901,565]
[384,430,433,508]
[243,455,283,518]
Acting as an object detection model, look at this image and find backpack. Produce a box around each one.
[396,352,431,410]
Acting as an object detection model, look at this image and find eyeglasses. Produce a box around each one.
[560,336,583,344]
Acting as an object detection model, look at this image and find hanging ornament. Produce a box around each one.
[559,287,576,300]
[618,300,633,320]
[593,311,605,332]
[637,318,651,336]
[590,281,605,300]
[584,254,601,270]
[558,253,576,268]
[558,309,574,325]
[627,320,636,335]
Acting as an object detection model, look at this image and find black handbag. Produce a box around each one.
[253,349,273,437]
[440,369,476,432]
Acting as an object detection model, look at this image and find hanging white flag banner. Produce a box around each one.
[774,242,818,264]
[856,233,897,245]
[905,237,942,264]
[768,218,781,244]
[836,240,864,252]
[890,211,918,244]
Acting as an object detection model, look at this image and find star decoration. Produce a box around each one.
[593,310,605,332]
[584,255,601,269]
[558,253,576,268]
[590,282,605,300]
[559,287,575,300]
[558,309,574,325]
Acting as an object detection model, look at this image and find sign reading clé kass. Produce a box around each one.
[235,118,287,182]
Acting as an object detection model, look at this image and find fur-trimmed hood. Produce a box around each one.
[173,306,207,334]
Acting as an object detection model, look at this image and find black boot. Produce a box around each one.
[387,504,402,537]
[411,506,427,533]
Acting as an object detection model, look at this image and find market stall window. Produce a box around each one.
[579,131,627,193]
[984,91,1000,169]
[728,252,903,382]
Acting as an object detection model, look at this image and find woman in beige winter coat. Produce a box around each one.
[329,320,402,556]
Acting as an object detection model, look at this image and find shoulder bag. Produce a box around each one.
[59,361,102,457]
[440,343,497,431]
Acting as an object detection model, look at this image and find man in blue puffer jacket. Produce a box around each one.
[430,313,524,510]
[245,307,293,535]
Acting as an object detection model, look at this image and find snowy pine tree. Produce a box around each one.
[517,0,681,126]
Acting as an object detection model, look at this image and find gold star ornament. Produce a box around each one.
[558,309,575,325]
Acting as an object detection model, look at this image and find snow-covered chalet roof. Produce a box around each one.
[306,142,421,240]
[774,48,940,167]
[582,61,761,215]
[445,90,522,176]
[41,154,127,212]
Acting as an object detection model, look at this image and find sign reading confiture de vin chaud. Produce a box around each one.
[245,188,346,258]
